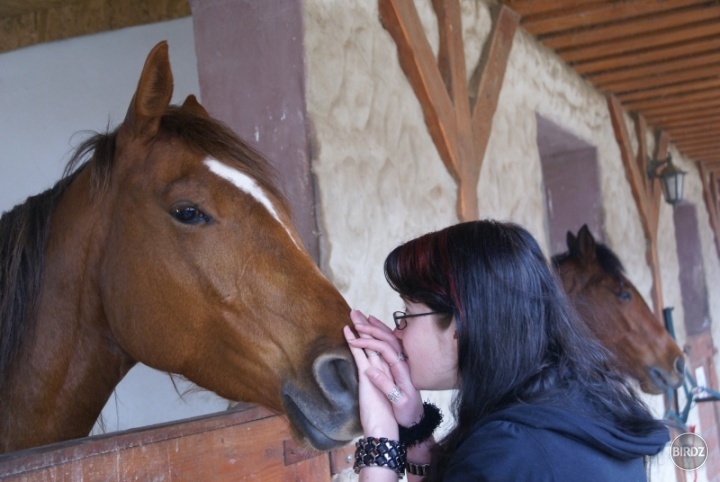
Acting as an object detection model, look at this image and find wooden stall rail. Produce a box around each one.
[0,404,355,481]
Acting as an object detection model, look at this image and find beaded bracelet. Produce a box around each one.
[399,401,443,447]
[406,461,431,476]
[353,437,407,478]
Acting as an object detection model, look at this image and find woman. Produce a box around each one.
[344,220,669,481]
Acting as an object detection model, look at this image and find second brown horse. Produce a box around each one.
[553,225,684,395]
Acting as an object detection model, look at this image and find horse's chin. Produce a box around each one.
[281,390,360,450]
[642,365,683,395]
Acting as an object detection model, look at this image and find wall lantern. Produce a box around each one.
[647,153,686,205]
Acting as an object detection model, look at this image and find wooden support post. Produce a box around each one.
[379,0,518,221]
[607,94,666,316]
[699,162,720,259]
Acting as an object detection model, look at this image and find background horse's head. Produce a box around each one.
[0,42,359,452]
[553,225,684,394]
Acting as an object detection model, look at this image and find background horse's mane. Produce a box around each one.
[552,241,625,281]
[0,106,285,392]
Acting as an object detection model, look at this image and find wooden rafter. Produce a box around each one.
[699,162,720,259]
[607,94,667,316]
[379,0,519,221]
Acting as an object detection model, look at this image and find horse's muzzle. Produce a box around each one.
[281,348,361,450]
[647,356,685,392]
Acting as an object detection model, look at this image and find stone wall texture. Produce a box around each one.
[304,1,720,481]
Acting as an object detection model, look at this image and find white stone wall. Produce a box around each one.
[305,1,720,481]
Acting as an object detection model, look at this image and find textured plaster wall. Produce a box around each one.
[305,1,720,481]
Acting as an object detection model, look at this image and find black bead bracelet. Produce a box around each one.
[353,437,407,478]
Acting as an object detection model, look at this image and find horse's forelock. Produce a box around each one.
[160,107,287,208]
[63,107,286,205]
[594,243,625,279]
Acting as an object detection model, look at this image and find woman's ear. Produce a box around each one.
[453,331,458,339]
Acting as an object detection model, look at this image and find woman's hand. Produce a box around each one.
[345,310,424,429]
[344,313,398,438]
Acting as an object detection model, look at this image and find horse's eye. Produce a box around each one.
[618,291,632,302]
[171,205,212,225]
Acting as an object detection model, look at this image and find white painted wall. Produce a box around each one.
[0,18,229,435]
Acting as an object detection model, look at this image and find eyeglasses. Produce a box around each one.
[392,310,441,330]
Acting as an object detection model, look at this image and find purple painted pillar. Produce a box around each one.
[189,0,318,262]
[674,203,712,335]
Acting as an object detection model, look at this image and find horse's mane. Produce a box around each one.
[551,242,626,281]
[0,177,76,391]
[0,106,285,390]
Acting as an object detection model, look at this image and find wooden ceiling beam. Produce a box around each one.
[638,97,720,117]
[617,77,720,103]
[589,51,720,87]
[678,145,720,157]
[663,112,720,129]
[522,0,706,36]
[504,0,603,19]
[674,139,720,153]
[673,129,720,142]
[624,88,720,112]
[542,3,720,51]
[668,125,720,139]
[601,65,720,93]
[598,68,720,96]
[574,35,720,75]
[560,20,720,63]
[678,138,720,150]
[648,106,720,125]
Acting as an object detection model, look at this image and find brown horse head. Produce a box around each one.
[0,42,359,452]
[553,225,684,394]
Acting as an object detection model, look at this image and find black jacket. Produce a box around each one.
[444,399,669,481]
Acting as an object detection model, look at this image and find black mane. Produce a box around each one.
[0,177,74,391]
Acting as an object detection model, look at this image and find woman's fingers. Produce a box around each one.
[347,337,413,384]
[350,310,387,369]
[343,326,370,371]
[354,323,403,351]
[366,315,395,335]
[365,367,410,408]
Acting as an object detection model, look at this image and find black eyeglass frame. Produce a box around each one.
[392,310,441,330]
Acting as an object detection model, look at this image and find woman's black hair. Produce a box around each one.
[384,220,665,481]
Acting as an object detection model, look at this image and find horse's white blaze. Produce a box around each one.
[204,158,300,250]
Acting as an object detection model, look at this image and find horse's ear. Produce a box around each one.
[575,225,597,263]
[181,95,210,118]
[566,231,577,251]
[124,41,173,138]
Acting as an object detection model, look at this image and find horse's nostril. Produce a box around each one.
[675,356,686,375]
[313,352,358,400]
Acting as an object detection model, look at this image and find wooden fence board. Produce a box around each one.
[0,404,351,481]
